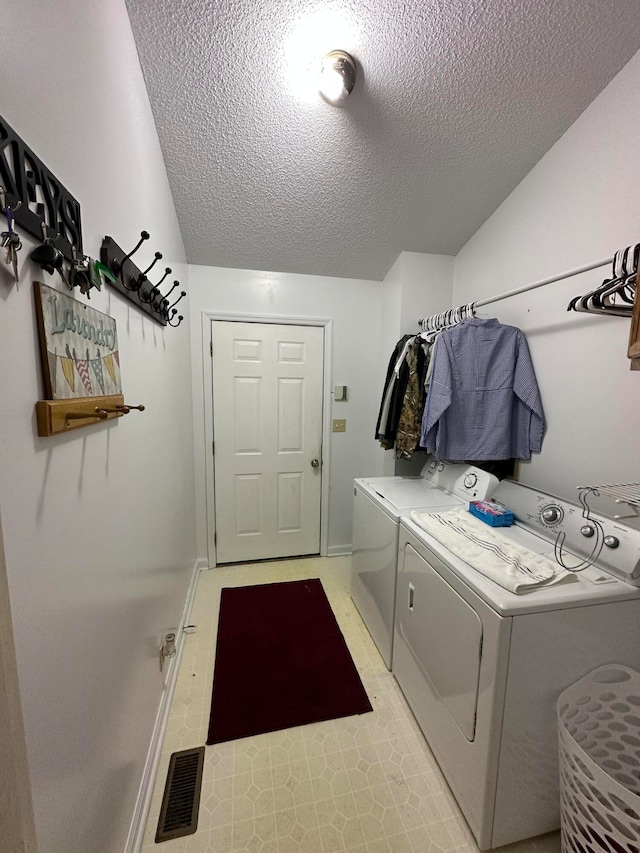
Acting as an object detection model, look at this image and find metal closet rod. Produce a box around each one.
[474,256,613,308]
[417,255,614,326]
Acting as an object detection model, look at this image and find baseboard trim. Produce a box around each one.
[195,557,209,570]
[124,560,201,853]
[327,544,352,557]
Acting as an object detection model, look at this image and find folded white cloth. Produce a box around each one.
[409,507,576,593]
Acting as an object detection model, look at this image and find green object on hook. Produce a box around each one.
[93,259,116,283]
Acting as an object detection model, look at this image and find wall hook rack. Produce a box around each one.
[36,395,145,436]
[101,233,187,327]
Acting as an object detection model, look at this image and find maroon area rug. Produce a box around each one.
[206,578,372,745]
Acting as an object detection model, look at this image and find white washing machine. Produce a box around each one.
[351,459,498,669]
[393,479,640,849]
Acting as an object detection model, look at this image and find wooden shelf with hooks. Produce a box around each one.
[36,394,131,436]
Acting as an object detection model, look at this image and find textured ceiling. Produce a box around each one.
[125,0,640,281]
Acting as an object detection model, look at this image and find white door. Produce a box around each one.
[212,320,324,563]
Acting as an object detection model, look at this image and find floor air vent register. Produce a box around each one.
[155,747,205,843]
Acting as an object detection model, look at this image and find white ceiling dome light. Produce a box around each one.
[319,50,356,106]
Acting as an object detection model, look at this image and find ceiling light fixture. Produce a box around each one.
[319,50,356,107]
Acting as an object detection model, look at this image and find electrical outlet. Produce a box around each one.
[332,419,346,433]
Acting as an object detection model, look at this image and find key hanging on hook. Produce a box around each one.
[69,245,92,297]
[0,186,22,286]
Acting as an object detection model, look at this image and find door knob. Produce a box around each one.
[311,458,320,468]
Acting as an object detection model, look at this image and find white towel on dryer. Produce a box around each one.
[409,506,576,593]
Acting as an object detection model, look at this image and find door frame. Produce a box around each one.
[202,311,333,567]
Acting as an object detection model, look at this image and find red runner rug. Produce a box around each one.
[206,578,372,745]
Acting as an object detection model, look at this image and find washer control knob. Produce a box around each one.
[541,506,562,524]
[581,524,596,538]
[464,472,478,489]
[603,535,620,549]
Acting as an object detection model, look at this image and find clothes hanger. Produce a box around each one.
[568,243,638,315]
[600,246,638,306]
[568,270,635,315]
[590,245,637,308]
[592,275,635,309]
[570,290,633,317]
[570,284,633,316]
[421,302,478,333]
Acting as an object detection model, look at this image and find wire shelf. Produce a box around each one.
[578,483,640,518]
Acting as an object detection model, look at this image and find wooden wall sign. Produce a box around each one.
[0,114,82,261]
[34,282,121,399]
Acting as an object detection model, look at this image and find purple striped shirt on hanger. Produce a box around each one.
[420,318,545,460]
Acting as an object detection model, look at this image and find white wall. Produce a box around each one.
[378,254,403,476]
[399,252,455,336]
[452,49,640,509]
[0,2,195,851]
[188,265,385,558]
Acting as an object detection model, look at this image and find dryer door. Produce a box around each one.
[399,542,483,740]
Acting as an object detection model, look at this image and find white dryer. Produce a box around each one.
[393,479,640,849]
[351,459,498,669]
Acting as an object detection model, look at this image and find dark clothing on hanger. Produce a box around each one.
[395,340,427,459]
[375,335,413,444]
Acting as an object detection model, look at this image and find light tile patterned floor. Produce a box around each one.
[142,557,560,853]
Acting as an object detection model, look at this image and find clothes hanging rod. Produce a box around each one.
[474,256,613,308]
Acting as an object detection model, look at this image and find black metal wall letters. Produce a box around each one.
[0,114,83,261]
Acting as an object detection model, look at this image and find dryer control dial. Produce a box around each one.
[463,472,478,489]
[541,505,563,525]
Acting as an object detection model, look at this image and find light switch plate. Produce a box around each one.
[332,419,346,433]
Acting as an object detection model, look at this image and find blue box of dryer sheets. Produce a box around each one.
[469,499,514,527]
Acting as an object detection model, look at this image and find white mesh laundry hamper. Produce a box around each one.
[557,665,640,853]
